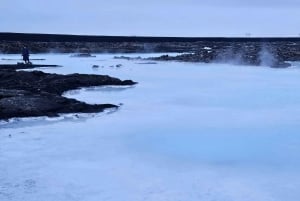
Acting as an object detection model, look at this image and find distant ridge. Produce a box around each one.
[1,32,300,43]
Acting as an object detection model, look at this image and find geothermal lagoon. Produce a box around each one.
[1,53,300,201]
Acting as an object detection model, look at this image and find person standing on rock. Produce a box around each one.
[22,46,30,64]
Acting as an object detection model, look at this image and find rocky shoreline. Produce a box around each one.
[146,42,300,67]
[1,38,300,120]
[0,67,136,120]
[1,40,299,67]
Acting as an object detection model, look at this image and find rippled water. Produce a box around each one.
[1,53,300,201]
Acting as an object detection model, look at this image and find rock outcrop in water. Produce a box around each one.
[70,53,96,57]
[0,89,116,119]
[0,69,137,120]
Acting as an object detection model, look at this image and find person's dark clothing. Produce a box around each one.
[22,47,30,63]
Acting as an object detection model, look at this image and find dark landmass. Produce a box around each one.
[0,89,117,120]
[1,32,300,43]
[0,68,136,120]
[2,39,300,57]
[1,32,300,67]
[148,43,295,68]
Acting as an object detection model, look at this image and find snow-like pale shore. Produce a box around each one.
[1,53,300,201]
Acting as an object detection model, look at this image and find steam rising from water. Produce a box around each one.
[259,45,277,66]
[215,44,280,67]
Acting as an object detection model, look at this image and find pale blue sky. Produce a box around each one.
[1,0,300,36]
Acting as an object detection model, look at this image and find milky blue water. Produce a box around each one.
[1,54,300,201]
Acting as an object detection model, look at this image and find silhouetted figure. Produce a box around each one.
[22,46,30,64]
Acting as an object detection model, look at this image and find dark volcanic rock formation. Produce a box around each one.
[0,69,136,120]
[149,44,294,68]
[0,70,136,95]
[1,39,300,67]
[0,89,116,119]
[70,53,96,57]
